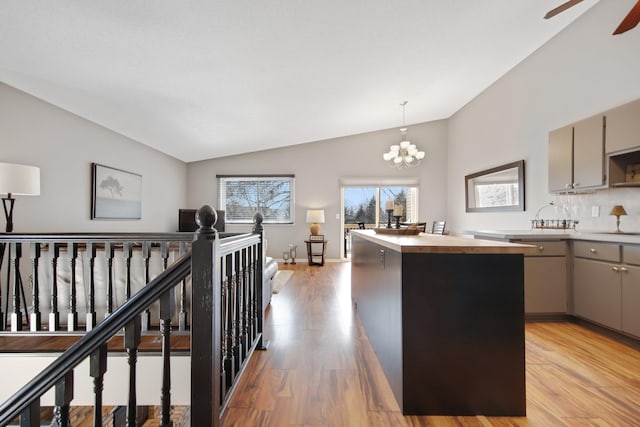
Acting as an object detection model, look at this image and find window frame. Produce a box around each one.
[217,174,295,224]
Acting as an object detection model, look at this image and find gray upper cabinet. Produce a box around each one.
[548,125,573,192]
[573,115,605,189]
[548,115,605,192]
[605,99,640,154]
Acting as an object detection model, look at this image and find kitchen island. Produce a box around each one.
[350,230,534,416]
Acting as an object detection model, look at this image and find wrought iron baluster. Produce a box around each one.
[125,316,141,427]
[226,253,236,387]
[10,242,23,332]
[160,288,175,427]
[232,252,241,374]
[19,399,40,427]
[86,241,97,330]
[0,242,5,330]
[221,258,230,399]
[49,243,60,331]
[141,241,151,331]
[90,344,107,427]
[67,242,78,331]
[53,370,73,427]
[105,242,115,317]
[179,241,188,331]
[241,247,249,360]
[30,242,41,331]
[123,242,133,300]
[247,245,256,341]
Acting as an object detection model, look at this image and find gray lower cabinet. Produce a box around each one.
[622,247,640,337]
[573,241,640,338]
[521,240,567,314]
[574,257,622,330]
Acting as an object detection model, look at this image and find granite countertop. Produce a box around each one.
[350,229,535,254]
[468,229,640,244]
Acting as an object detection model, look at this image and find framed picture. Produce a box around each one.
[309,234,324,241]
[91,163,142,220]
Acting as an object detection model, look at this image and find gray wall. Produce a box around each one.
[0,83,187,232]
[447,0,640,234]
[187,120,448,260]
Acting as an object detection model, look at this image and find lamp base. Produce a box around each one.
[2,195,15,233]
[310,223,320,236]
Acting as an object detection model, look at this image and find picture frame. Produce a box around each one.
[91,163,142,220]
[309,234,324,241]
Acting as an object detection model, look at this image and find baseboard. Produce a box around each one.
[569,316,640,350]
[525,313,573,322]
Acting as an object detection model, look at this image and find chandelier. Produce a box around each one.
[383,101,425,168]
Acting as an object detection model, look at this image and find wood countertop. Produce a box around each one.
[350,230,535,254]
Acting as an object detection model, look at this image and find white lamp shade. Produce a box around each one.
[389,145,400,153]
[306,209,325,224]
[0,162,40,196]
[400,140,411,150]
[416,151,426,160]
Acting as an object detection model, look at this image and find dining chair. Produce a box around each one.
[431,221,446,235]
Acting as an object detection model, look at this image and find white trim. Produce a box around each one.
[339,176,420,187]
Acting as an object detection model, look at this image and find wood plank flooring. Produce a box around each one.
[222,262,640,426]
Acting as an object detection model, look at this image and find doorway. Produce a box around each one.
[341,185,418,258]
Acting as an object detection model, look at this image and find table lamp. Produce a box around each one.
[0,162,41,232]
[609,205,627,233]
[306,209,325,236]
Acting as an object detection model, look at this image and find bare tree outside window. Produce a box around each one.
[218,176,294,223]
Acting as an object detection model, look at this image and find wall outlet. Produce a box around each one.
[592,206,600,217]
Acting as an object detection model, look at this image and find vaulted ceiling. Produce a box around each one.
[0,1,599,162]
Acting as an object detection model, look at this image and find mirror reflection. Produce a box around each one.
[465,160,525,212]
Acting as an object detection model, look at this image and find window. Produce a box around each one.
[342,186,419,226]
[218,175,294,224]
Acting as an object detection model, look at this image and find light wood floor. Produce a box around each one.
[222,262,640,426]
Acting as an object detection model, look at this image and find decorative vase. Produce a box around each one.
[289,244,297,264]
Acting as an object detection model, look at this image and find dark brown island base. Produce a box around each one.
[350,230,534,416]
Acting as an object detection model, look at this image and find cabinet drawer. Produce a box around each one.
[574,241,620,262]
[520,241,566,257]
[624,245,640,266]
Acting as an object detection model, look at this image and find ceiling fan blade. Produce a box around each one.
[613,0,640,34]
[544,0,585,19]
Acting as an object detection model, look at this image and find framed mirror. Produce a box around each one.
[465,160,525,212]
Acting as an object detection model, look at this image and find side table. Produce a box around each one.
[305,240,327,266]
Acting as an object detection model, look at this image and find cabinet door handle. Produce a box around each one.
[565,183,572,189]
[590,248,597,254]
[612,266,620,272]
[620,267,628,273]
[538,245,544,252]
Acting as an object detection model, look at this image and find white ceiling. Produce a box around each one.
[0,1,599,162]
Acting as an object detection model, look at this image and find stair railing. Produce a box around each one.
[0,206,266,427]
